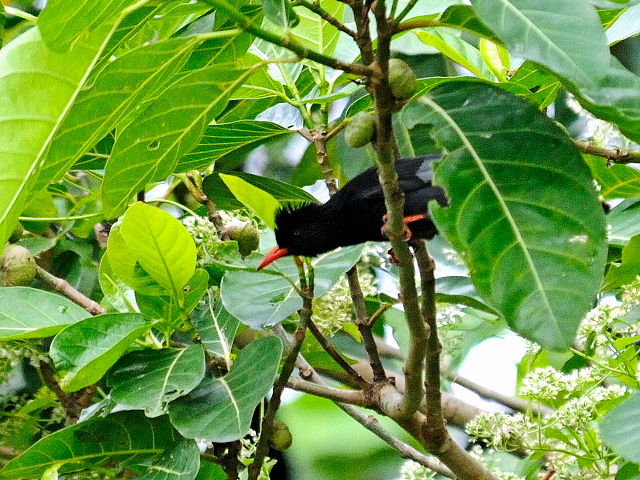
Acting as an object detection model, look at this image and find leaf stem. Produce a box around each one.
[4,6,37,22]
[18,212,103,222]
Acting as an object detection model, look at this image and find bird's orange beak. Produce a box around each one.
[257,246,289,270]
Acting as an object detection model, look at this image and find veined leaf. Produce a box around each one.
[138,438,200,480]
[585,155,640,200]
[102,64,248,217]
[35,36,203,192]
[0,287,90,340]
[422,81,607,349]
[471,0,609,86]
[168,336,282,442]
[120,203,197,299]
[601,391,640,462]
[0,2,140,250]
[603,235,640,291]
[49,313,149,392]
[108,345,206,418]
[261,0,299,28]
[221,245,363,328]
[0,411,179,479]
[176,120,294,172]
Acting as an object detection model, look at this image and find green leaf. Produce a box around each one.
[0,3,136,250]
[291,0,345,58]
[601,391,640,462]
[102,64,246,217]
[261,0,300,28]
[108,345,206,418]
[191,290,239,367]
[585,155,640,200]
[120,203,197,299]
[139,438,200,480]
[415,28,496,80]
[607,198,640,246]
[470,0,609,86]
[35,36,203,192]
[176,121,294,172]
[603,235,640,291]
[49,313,149,392]
[168,336,283,442]
[202,171,316,210]
[507,61,561,109]
[0,411,179,479]
[0,287,90,340]
[221,245,363,328]
[106,222,167,297]
[423,81,607,350]
[435,276,498,314]
[219,174,281,228]
[438,5,501,42]
[0,5,5,48]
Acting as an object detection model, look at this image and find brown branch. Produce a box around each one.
[35,265,105,316]
[286,377,369,405]
[0,447,20,459]
[447,372,554,417]
[574,140,640,164]
[180,175,225,233]
[39,361,97,425]
[307,320,367,385]
[201,0,374,77]
[294,0,358,39]
[248,270,314,480]
[395,18,438,33]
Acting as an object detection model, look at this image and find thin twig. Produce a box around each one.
[36,265,105,315]
[286,377,369,405]
[200,0,374,77]
[178,174,225,233]
[307,320,367,385]
[447,372,554,417]
[295,0,358,39]
[574,140,640,164]
[395,18,438,33]
[248,268,314,480]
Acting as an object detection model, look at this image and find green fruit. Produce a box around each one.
[236,223,260,257]
[345,111,375,148]
[0,244,36,286]
[388,58,418,99]
[270,420,292,451]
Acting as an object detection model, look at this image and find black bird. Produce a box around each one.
[257,155,449,270]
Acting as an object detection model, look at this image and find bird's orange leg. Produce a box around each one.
[382,214,426,264]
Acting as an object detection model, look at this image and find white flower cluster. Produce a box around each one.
[313,272,377,337]
[181,215,218,252]
[519,367,600,403]
[466,412,537,450]
[398,460,436,480]
[551,385,627,430]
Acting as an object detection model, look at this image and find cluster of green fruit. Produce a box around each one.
[1,224,35,287]
[345,59,418,148]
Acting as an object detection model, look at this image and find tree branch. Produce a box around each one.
[286,377,369,405]
[36,265,105,316]
[201,0,374,77]
[447,371,554,417]
[395,17,438,33]
[574,140,640,164]
[248,268,314,480]
[294,0,358,40]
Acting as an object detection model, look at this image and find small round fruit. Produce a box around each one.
[388,58,418,99]
[270,420,292,451]
[235,223,260,257]
[0,244,36,286]
[345,111,375,148]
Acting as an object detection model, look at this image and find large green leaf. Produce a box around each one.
[108,345,206,417]
[606,4,640,43]
[191,290,239,367]
[49,313,149,392]
[168,336,282,442]
[291,0,345,59]
[585,155,640,200]
[35,36,203,192]
[607,198,640,246]
[0,411,179,479]
[601,391,640,462]
[260,0,299,28]
[102,64,246,217]
[0,2,138,250]
[470,0,609,86]
[221,245,364,328]
[139,438,200,480]
[202,171,316,210]
[106,222,168,297]
[176,121,294,172]
[422,81,607,350]
[120,203,197,299]
[0,287,90,340]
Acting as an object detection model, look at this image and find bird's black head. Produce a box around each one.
[274,203,335,257]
